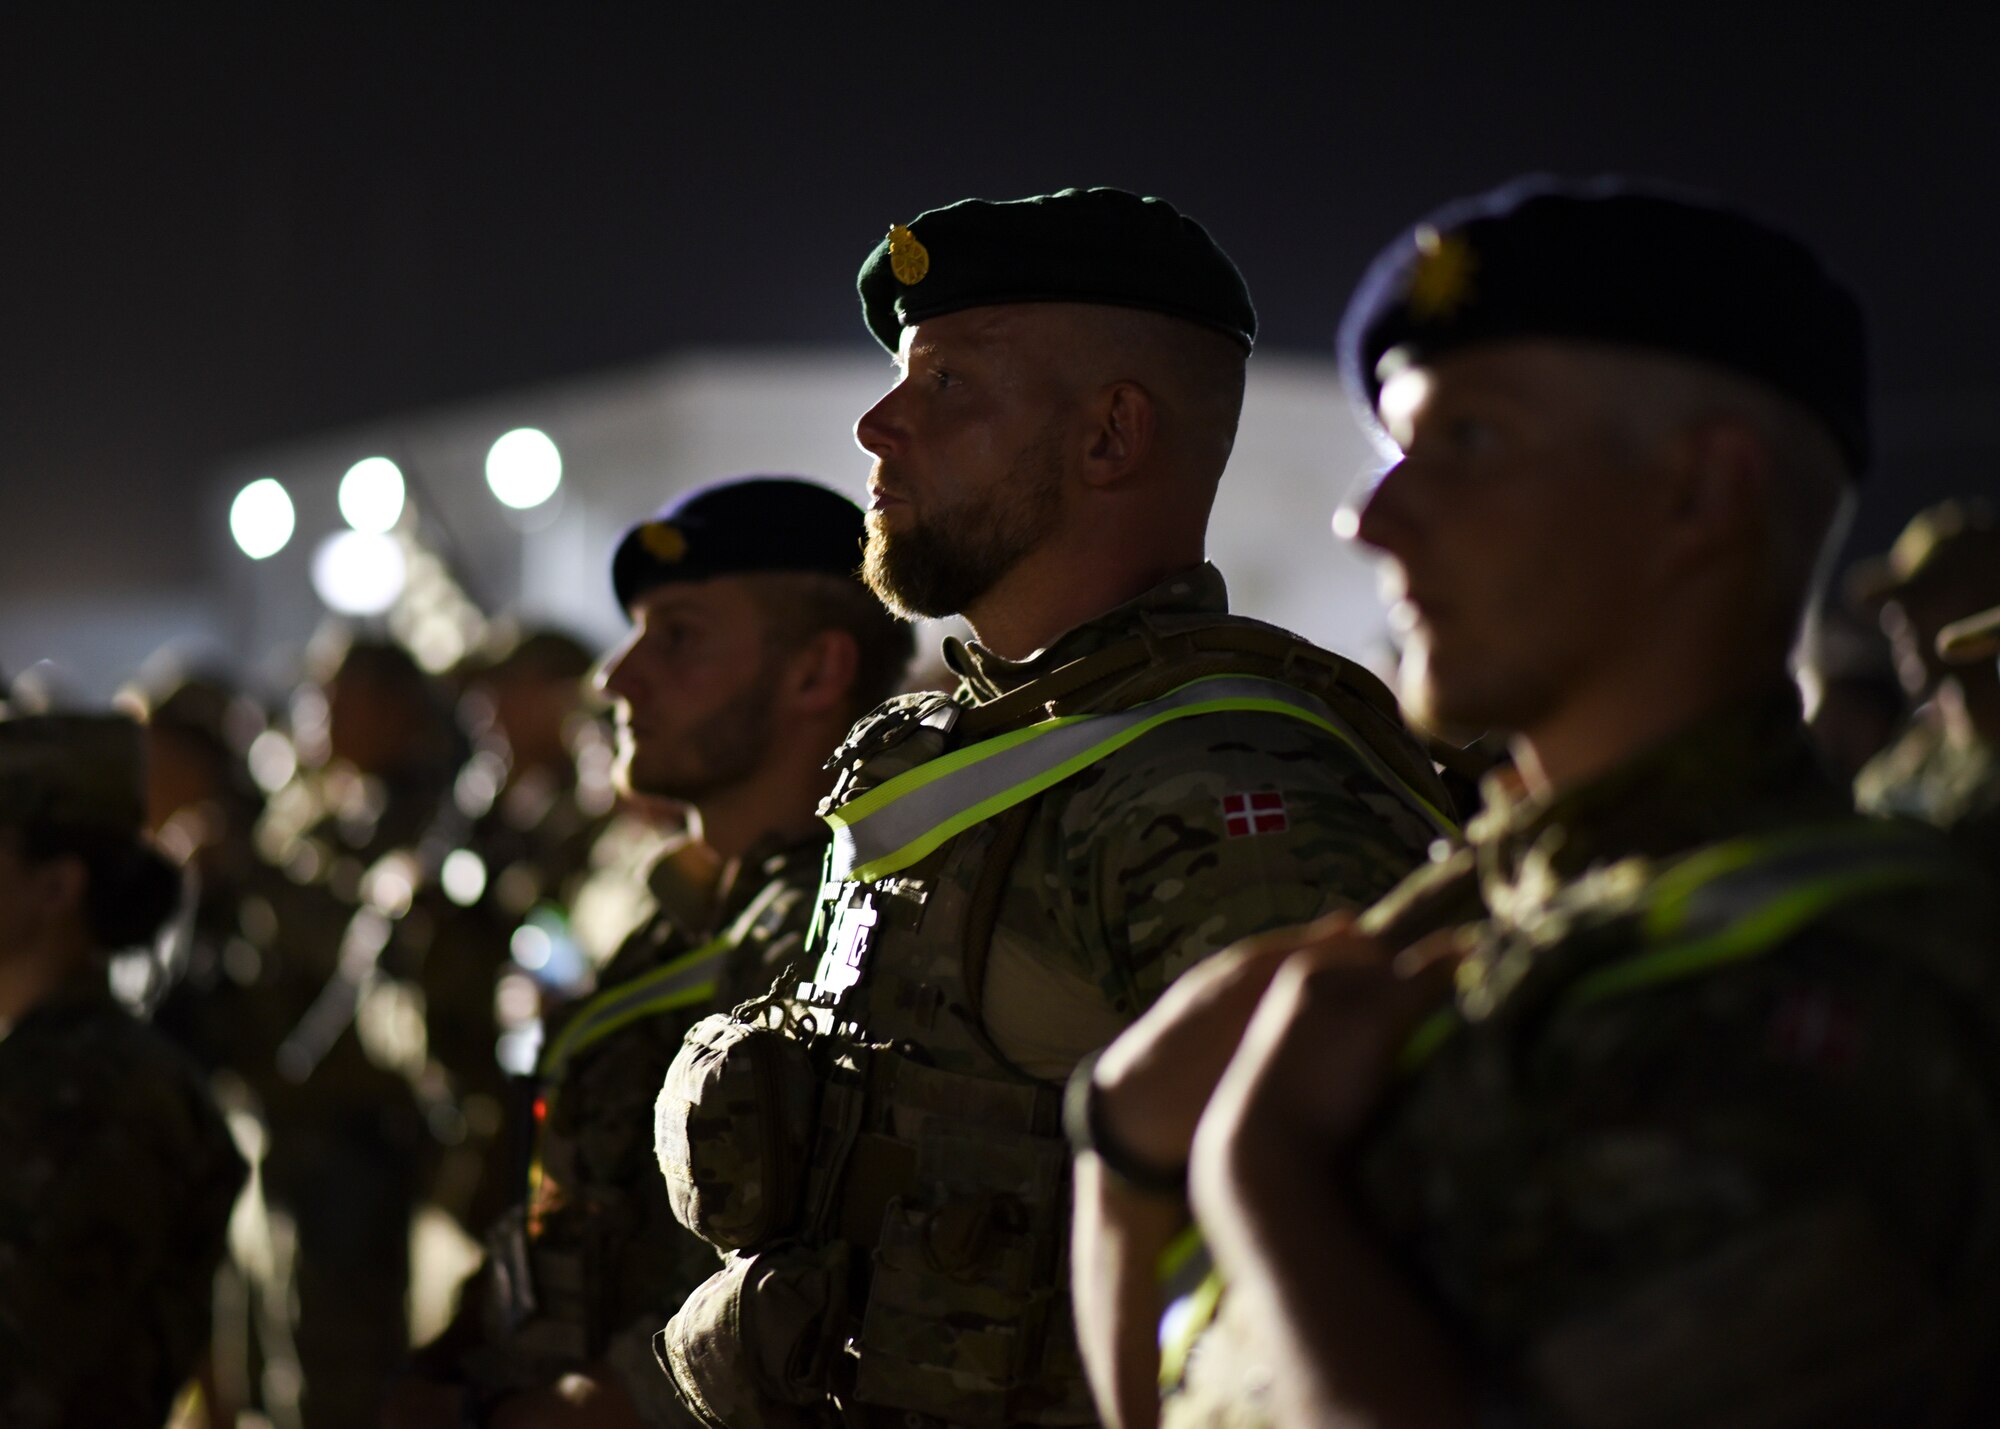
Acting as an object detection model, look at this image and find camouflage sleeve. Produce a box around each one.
[1398,931,2000,1427]
[1068,709,1440,1010]
[0,1052,243,1425]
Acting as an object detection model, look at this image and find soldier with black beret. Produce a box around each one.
[389,476,911,1429]
[654,189,1450,1427]
[0,710,247,1426]
[1080,177,2000,1427]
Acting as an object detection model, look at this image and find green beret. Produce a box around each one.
[1340,176,1870,474]
[612,476,868,612]
[0,713,146,834]
[857,187,1256,353]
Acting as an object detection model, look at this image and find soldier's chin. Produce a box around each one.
[1398,647,1489,744]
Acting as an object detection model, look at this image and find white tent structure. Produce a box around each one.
[24,348,1403,698]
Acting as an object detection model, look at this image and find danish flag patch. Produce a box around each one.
[1221,790,1289,838]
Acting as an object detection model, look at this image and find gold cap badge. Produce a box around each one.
[887,223,930,286]
[639,522,688,562]
[1408,225,1477,320]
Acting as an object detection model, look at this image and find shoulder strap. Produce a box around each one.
[826,673,1457,887]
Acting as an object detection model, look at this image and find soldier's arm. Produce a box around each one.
[1188,933,1474,1428]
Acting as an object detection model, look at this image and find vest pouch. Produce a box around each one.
[656,1012,821,1249]
[655,1242,847,1429]
[849,1122,1074,1423]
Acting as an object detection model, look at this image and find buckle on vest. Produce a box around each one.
[814,884,881,998]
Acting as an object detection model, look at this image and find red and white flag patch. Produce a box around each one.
[1221,790,1289,838]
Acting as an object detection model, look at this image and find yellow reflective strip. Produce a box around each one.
[1396,1005,1460,1072]
[1157,1266,1226,1391]
[1570,862,1950,1008]
[1641,822,1907,939]
[1156,1222,1208,1285]
[540,931,731,1077]
[826,716,1078,827]
[555,979,720,1061]
[846,691,1456,884]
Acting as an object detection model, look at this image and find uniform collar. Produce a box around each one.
[941,563,1230,703]
[1468,683,1845,906]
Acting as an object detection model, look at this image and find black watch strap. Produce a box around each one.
[1064,1049,1189,1197]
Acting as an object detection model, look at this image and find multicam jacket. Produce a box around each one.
[0,975,246,1428]
[1164,689,2000,1428]
[663,566,1449,1427]
[459,831,825,1418]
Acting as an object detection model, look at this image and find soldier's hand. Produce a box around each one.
[1190,927,1460,1212]
[1091,910,1380,1173]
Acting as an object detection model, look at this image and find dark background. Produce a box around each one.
[7,4,1999,606]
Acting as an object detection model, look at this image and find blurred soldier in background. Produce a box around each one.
[1080,180,2000,1428]
[0,709,247,1426]
[406,628,614,1237]
[390,476,912,1428]
[653,189,1452,1429]
[253,633,462,1428]
[1850,501,2000,869]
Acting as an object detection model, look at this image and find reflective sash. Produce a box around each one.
[824,674,1458,887]
[537,931,733,1090]
[1157,818,1966,1392]
[526,911,750,1232]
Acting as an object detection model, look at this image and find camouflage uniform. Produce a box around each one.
[445,831,826,1422]
[0,974,246,1428]
[659,565,1449,1426]
[1854,718,2000,873]
[1164,690,2000,1427]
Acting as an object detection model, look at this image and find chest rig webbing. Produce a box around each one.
[784,615,1456,1424]
[1156,817,1972,1414]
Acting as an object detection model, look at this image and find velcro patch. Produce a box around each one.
[1221,791,1289,838]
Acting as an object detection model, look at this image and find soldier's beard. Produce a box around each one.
[862,427,1065,620]
[620,662,778,805]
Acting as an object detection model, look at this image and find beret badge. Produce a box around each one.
[887,223,930,285]
[1407,225,1477,320]
[639,522,688,562]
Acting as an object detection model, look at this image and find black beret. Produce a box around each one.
[857,187,1255,354]
[1338,176,1870,474]
[611,477,866,612]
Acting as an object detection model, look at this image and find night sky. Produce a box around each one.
[8,5,2000,603]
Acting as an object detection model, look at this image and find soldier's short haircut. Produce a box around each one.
[1601,352,1854,654]
[747,573,916,719]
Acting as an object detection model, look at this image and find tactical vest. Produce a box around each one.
[499,868,809,1367]
[1156,816,1972,1425]
[744,616,1454,1425]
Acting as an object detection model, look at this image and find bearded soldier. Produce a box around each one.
[652,188,1453,1427]
[391,477,911,1428]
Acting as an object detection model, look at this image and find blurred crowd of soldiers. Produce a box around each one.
[6,175,2000,1429]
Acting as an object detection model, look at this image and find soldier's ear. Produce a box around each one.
[785,628,861,717]
[1658,416,1769,573]
[1079,381,1157,490]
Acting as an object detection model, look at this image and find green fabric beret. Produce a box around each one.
[0,713,146,833]
[857,187,1256,353]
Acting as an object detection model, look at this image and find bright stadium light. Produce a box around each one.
[310,531,407,615]
[338,456,406,534]
[230,478,296,560]
[485,428,562,510]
